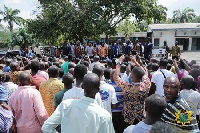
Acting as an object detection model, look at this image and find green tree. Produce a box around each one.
[28,0,167,44]
[172,7,196,23]
[116,18,139,39]
[0,5,23,33]
[0,28,11,44]
[190,15,200,23]
[12,28,34,49]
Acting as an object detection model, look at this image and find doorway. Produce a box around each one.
[176,38,189,50]
[192,38,200,50]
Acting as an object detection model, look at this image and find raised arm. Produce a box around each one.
[113,55,127,90]
[173,59,180,74]
[130,55,146,76]
[180,58,191,72]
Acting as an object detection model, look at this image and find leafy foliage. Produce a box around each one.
[0,5,23,33]
[116,18,139,37]
[0,28,11,44]
[172,7,196,23]
[26,0,167,44]
[12,28,34,49]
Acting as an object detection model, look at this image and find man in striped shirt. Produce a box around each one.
[0,81,13,133]
[161,77,199,132]
[109,70,126,133]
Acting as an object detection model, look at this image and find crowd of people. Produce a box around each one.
[0,38,199,133]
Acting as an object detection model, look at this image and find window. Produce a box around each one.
[154,38,160,46]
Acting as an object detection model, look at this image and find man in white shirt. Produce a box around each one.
[70,43,75,57]
[150,59,175,96]
[85,43,93,57]
[33,44,41,56]
[180,75,200,126]
[92,65,118,114]
[62,64,102,106]
[123,94,166,133]
[88,56,102,71]
[42,73,115,133]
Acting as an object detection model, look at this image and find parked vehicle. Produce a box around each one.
[0,50,6,58]
[6,50,21,57]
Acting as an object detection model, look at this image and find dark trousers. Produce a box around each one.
[172,55,179,60]
[112,112,127,133]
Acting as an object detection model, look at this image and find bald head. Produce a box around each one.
[48,65,59,78]
[62,73,74,89]
[92,64,104,78]
[145,94,166,119]
[10,62,19,71]
[164,77,180,86]
[94,56,100,62]
[18,72,31,86]
[164,77,180,102]
[181,75,194,89]
[82,73,100,98]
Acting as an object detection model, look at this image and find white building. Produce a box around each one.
[148,23,200,51]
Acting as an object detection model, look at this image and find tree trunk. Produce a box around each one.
[106,34,109,44]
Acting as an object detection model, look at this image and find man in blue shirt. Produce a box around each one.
[113,43,119,58]
[2,59,11,72]
[144,37,153,61]
[124,40,132,55]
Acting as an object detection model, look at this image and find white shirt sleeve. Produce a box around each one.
[42,101,64,133]
[123,125,135,133]
[151,73,157,83]
[110,86,118,104]
[95,92,103,108]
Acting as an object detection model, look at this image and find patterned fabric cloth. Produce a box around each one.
[0,106,13,133]
[74,46,82,57]
[9,86,48,133]
[115,76,151,124]
[39,78,64,116]
[171,45,181,56]
[31,74,46,90]
[161,96,199,132]
[99,46,108,57]
[9,71,21,85]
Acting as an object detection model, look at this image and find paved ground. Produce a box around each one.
[180,51,200,63]
[153,51,200,64]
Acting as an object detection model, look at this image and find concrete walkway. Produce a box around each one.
[180,51,200,63]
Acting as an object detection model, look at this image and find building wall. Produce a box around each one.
[152,30,200,50]
[152,31,175,48]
